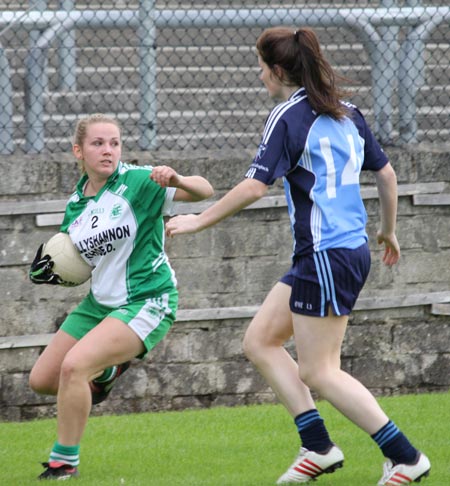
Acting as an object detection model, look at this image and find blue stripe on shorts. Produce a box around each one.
[280,242,371,317]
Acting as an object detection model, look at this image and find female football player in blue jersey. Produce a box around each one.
[166,27,430,486]
[28,114,214,480]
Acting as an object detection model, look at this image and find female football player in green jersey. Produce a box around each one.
[28,113,214,480]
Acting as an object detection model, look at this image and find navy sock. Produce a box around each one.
[371,421,418,464]
[294,409,333,453]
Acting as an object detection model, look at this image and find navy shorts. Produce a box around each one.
[280,243,371,317]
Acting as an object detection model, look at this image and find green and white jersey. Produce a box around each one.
[60,161,177,307]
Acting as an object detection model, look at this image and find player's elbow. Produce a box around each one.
[191,182,214,202]
[203,182,215,200]
[376,162,397,186]
[247,179,269,200]
[197,175,215,199]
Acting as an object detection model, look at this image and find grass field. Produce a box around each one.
[1,393,449,485]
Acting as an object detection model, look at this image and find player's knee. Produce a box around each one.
[298,365,321,391]
[242,325,267,362]
[242,331,256,361]
[28,371,42,393]
[59,354,85,384]
[242,327,279,364]
[29,368,58,395]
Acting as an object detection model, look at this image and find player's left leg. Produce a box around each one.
[292,310,429,485]
[89,290,178,405]
[293,310,388,433]
[89,361,131,405]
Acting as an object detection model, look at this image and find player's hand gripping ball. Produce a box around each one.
[29,233,92,287]
[29,243,63,285]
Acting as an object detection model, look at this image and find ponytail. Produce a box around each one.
[256,27,350,119]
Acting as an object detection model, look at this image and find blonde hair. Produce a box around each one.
[73,114,122,173]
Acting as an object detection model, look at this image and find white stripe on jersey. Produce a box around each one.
[300,136,322,251]
[261,89,307,144]
[116,184,128,196]
[152,251,168,272]
[311,205,322,252]
[283,180,297,255]
[245,167,257,179]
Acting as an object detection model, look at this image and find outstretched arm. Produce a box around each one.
[374,162,400,266]
[166,178,269,236]
[150,165,214,202]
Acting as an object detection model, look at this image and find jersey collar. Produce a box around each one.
[76,161,122,199]
[289,87,306,100]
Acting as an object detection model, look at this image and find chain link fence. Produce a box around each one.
[0,0,448,154]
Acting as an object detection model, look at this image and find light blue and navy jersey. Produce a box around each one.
[245,87,388,256]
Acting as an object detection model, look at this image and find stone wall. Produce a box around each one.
[1,146,450,421]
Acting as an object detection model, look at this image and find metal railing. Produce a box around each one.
[0,1,449,154]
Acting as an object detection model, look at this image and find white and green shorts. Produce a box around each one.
[60,289,178,358]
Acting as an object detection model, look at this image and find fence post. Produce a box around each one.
[398,0,423,144]
[138,0,157,150]
[372,0,399,144]
[0,45,14,154]
[58,0,77,91]
[24,0,48,153]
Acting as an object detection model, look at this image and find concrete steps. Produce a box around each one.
[1,2,448,151]
[10,83,450,116]
[10,103,450,153]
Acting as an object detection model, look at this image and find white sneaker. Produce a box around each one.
[276,445,344,484]
[378,452,431,485]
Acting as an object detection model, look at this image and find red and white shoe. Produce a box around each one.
[378,452,430,485]
[276,445,344,484]
[38,461,79,480]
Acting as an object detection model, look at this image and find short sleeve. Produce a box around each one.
[245,118,292,185]
[351,108,389,171]
[161,187,177,216]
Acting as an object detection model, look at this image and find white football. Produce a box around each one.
[43,232,92,286]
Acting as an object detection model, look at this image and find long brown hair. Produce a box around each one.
[256,27,349,119]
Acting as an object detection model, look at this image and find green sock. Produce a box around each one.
[94,366,117,383]
[49,442,80,466]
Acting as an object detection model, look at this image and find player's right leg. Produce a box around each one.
[37,316,145,480]
[243,282,342,483]
[29,329,78,396]
[57,293,133,405]
[243,281,316,416]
